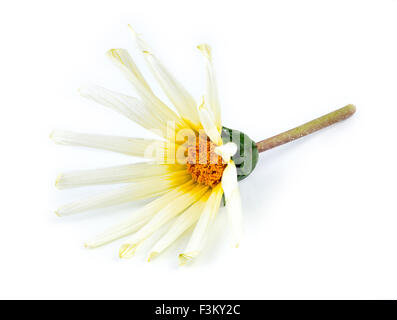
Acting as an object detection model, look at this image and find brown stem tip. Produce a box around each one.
[256,104,356,153]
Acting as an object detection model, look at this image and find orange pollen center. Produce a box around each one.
[186,135,227,188]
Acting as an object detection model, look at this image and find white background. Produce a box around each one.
[1,0,397,299]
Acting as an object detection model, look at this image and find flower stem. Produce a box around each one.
[256,104,356,153]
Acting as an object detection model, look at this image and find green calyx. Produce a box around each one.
[221,126,259,181]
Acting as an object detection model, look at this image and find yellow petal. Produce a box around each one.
[147,192,210,260]
[221,161,243,248]
[129,26,201,129]
[85,181,195,248]
[79,85,180,139]
[107,48,187,132]
[197,44,221,131]
[55,162,185,189]
[198,98,223,146]
[178,184,223,265]
[119,184,209,259]
[55,173,190,216]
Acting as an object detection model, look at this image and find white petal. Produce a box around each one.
[50,130,174,161]
[198,99,223,146]
[147,192,209,261]
[178,184,223,265]
[55,173,191,216]
[215,142,238,163]
[85,180,195,248]
[106,48,151,90]
[55,162,184,189]
[129,26,201,129]
[119,184,209,259]
[107,49,187,131]
[197,44,221,131]
[79,85,176,139]
[221,161,243,248]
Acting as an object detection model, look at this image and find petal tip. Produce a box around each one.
[85,239,101,249]
[49,130,66,144]
[197,44,212,60]
[55,174,63,189]
[178,253,189,266]
[78,86,89,97]
[106,48,122,60]
[127,24,135,34]
[147,251,158,262]
[178,252,197,266]
[119,243,138,259]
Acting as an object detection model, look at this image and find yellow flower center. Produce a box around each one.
[186,135,226,187]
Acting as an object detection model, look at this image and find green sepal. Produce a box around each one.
[220,126,258,207]
[221,126,259,181]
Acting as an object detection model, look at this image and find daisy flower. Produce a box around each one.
[52,26,258,265]
[53,26,356,265]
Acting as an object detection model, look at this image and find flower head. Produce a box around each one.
[52,26,258,264]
